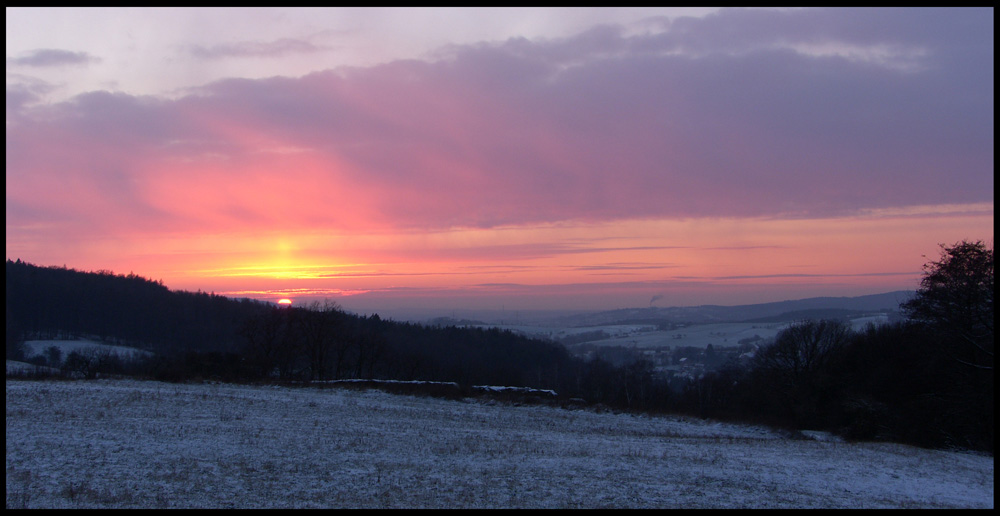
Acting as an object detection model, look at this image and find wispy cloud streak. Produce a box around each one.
[189,38,326,59]
[7,49,99,67]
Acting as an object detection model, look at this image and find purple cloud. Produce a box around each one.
[6,8,993,239]
[189,38,326,59]
[8,49,99,67]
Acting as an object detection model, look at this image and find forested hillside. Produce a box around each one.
[5,259,582,394]
[6,259,263,356]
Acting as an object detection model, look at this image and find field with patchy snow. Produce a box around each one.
[6,379,993,509]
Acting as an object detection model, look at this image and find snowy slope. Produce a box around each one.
[21,339,153,363]
[5,379,993,509]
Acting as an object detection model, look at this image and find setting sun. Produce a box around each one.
[277,299,293,305]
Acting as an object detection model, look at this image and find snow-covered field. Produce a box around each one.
[6,379,993,509]
[484,322,789,350]
[20,339,153,364]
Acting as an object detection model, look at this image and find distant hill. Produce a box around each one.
[544,291,915,327]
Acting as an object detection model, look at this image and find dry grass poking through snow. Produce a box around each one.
[5,379,994,509]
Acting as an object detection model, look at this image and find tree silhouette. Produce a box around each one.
[901,239,993,451]
[298,300,345,381]
[751,319,852,426]
[902,240,993,372]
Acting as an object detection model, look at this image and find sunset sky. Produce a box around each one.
[6,7,994,318]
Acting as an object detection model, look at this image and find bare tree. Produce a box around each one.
[752,319,852,424]
[754,319,851,383]
[240,306,298,379]
[45,345,62,367]
[353,314,386,379]
[299,300,343,381]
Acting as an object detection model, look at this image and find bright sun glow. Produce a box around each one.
[277,299,293,305]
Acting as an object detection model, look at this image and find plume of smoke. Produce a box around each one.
[649,294,664,307]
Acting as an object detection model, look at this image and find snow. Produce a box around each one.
[847,314,890,331]
[317,378,460,387]
[6,360,60,376]
[472,385,558,396]
[20,339,153,364]
[6,379,993,509]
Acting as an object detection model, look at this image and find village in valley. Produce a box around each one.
[463,309,903,389]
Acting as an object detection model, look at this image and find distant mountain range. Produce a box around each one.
[539,291,916,327]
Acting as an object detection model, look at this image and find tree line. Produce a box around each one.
[676,240,993,452]
[6,259,259,356]
[5,259,667,410]
[5,240,993,452]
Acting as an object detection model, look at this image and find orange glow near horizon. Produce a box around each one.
[10,204,987,313]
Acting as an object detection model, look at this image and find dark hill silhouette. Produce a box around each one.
[5,259,577,395]
[6,259,268,356]
[546,291,915,327]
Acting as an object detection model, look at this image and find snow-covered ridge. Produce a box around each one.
[20,339,153,363]
[304,378,557,397]
[471,385,557,397]
[6,379,993,509]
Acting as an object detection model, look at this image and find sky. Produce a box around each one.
[6,7,994,318]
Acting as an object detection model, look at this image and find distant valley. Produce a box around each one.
[424,290,915,329]
[423,290,916,379]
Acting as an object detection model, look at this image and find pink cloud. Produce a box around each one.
[8,9,993,239]
[5,8,993,311]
